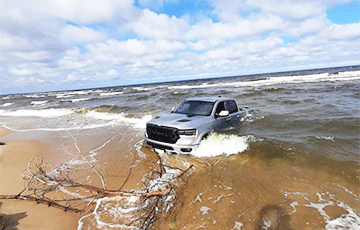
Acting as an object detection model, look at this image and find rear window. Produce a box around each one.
[226,100,238,114]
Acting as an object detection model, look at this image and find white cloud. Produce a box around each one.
[59,25,106,44]
[248,0,324,20]
[187,39,225,51]
[8,67,33,76]
[320,22,360,40]
[132,9,287,40]
[49,38,188,85]
[0,31,32,51]
[268,34,360,68]
[288,16,327,37]
[86,39,186,60]
[131,9,189,40]
[211,0,324,21]
[0,0,359,94]
[9,0,136,24]
[186,15,286,40]
[210,0,249,22]
[11,51,54,62]
[199,36,284,61]
[155,40,186,52]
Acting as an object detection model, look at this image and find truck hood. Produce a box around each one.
[147,113,210,129]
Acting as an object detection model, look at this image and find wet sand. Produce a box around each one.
[0,126,80,230]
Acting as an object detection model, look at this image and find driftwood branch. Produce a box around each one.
[0,143,194,230]
[0,139,193,229]
[0,195,84,213]
[65,129,107,190]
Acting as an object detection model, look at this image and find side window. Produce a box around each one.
[226,100,238,114]
[215,102,225,115]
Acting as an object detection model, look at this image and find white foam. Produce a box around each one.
[25,94,46,98]
[233,221,243,230]
[284,191,360,230]
[100,92,124,96]
[55,91,91,99]
[69,91,90,95]
[304,201,334,220]
[193,193,203,203]
[77,196,141,230]
[316,136,335,141]
[0,109,153,132]
[56,94,73,98]
[71,98,91,103]
[76,146,179,229]
[84,111,152,129]
[2,103,14,107]
[168,72,360,90]
[31,100,48,105]
[191,134,249,158]
[131,84,171,92]
[333,183,358,198]
[289,201,299,214]
[200,206,211,215]
[338,70,360,76]
[132,86,152,91]
[33,124,116,132]
[326,207,360,230]
[0,108,72,117]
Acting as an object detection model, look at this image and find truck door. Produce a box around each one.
[214,101,231,131]
[225,100,240,127]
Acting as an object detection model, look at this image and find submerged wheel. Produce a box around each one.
[201,133,209,141]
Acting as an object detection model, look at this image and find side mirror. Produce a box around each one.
[219,110,229,117]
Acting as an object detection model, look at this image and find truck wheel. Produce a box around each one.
[201,133,209,141]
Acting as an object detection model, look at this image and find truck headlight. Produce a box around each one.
[178,129,197,136]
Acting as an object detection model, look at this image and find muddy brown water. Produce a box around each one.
[152,148,359,230]
[1,126,359,229]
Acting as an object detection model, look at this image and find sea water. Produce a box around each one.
[0,65,359,229]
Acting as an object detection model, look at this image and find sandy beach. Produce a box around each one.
[0,126,80,230]
[0,124,160,230]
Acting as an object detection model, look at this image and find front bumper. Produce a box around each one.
[144,136,199,154]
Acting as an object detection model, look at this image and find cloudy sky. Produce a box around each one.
[0,0,359,94]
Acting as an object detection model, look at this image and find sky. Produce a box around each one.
[0,0,359,95]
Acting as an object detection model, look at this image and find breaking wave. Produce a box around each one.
[191,133,250,158]
[167,71,360,90]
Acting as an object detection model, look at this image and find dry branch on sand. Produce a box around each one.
[0,145,193,229]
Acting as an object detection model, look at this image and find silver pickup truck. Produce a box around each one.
[144,97,253,154]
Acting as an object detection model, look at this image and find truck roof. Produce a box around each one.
[184,96,234,102]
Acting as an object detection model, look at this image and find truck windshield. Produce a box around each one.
[173,101,215,116]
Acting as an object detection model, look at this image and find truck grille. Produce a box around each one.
[146,124,179,144]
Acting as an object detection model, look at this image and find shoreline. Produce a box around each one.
[0,125,81,230]
[1,122,359,229]
[0,124,151,229]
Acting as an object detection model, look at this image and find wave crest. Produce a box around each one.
[191,133,250,158]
